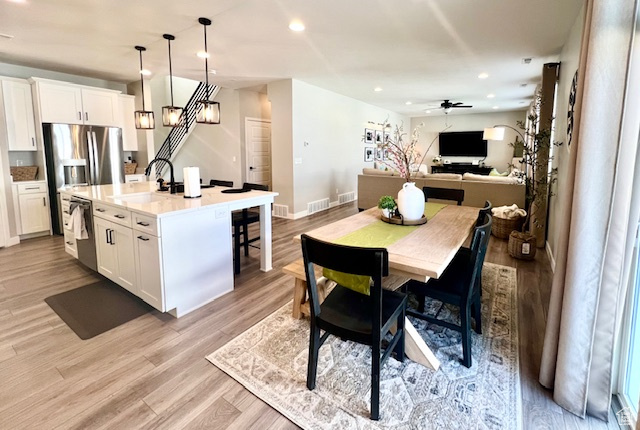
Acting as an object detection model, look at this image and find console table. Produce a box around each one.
[432,164,492,175]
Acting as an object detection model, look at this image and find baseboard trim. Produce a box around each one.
[5,235,20,247]
[545,241,556,273]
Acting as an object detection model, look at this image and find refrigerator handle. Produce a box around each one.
[87,131,96,185]
[91,131,99,184]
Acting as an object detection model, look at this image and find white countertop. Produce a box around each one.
[59,182,278,218]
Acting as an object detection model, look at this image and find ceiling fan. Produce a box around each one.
[439,99,473,114]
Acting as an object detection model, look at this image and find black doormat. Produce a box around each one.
[45,280,153,340]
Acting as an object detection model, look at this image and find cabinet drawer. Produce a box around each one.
[63,230,78,259]
[93,202,132,227]
[18,182,47,194]
[62,212,71,231]
[132,213,159,236]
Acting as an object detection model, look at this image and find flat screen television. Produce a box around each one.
[438,131,487,157]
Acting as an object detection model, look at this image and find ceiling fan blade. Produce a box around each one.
[454,105,473,108]
[451,102,464,106]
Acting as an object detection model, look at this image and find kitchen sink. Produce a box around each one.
[109,192,176,204]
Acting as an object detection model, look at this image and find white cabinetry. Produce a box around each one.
[93,203,137,294]
[15,181,50,235]
[2,80,37,151]
[119,94,138,151]
[36,81,120,127]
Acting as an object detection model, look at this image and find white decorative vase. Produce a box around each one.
[397,182,424,221]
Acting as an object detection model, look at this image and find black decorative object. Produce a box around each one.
[567,69,578,147]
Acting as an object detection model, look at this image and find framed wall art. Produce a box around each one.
[364,147,374,162]
[375,130,383,145]
[364,128,374,144]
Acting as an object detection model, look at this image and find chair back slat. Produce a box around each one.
[210,179,233,187]
[423,187,465,205]
[243,182,269,191]
[467,213,492,300]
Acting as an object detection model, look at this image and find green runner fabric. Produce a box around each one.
[322,202,448,295]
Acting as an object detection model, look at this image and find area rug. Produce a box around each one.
[45,279,153,340]
[206,263,520,429]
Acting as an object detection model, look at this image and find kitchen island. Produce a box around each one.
[60,181,278,317]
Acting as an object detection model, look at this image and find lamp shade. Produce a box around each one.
[196,100,220,124]
[162,106,183,127]
[134,110,155,129]
[483,127,505,141]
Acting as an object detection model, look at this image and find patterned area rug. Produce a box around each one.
[207,263,520,429]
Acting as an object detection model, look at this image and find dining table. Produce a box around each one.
[296,203,480,371]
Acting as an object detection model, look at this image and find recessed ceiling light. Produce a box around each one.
[197,51,210,59]
[139,69,151,76]
[487,94,495,99]
[425,110,431,114]
[492,106,499,109]
[209,69,217,74]
[289,21,305,32]
[374,87,383,92]
[478,73,489,79]
[405,101,412,105]
[6,0,27,3]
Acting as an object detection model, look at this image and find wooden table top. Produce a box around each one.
[297,205,479,282]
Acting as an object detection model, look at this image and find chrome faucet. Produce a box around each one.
[145,158,176,194]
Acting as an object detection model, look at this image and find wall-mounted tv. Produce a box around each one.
[438,131,487,157]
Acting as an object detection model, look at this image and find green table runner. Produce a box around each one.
[323,203,447,295]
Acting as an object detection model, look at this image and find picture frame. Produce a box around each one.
[384,131,391,144]
[375,130,383,145]
[364,147,374,162]
[364,128,374,144]
[383,149,389,160]
[375,148,383,160]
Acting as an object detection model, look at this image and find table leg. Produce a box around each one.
[259,203,273,272]
[292,278,306,319]
[390,317,440,371]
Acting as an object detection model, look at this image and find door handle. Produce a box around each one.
[85,112,88,121]
[106,229,111,244]
[249,166,254,170]
[137,236,149,241]
[31,137,35,147]
[96,208,105,212]
[114,214,125,219]
[42,197,46,206]
[137,221,150,227]
[108,229,115,245]
[66,241,74,246]
[78,111,82,120]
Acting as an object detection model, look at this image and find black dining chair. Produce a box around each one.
[301,234,408,421]
[232,182,268,274]
[423,186,465,205]
[406,213,492,368]
[209,179,233,187]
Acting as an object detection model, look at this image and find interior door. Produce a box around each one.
[245,118,271,189]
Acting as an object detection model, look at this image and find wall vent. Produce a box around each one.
[338,191,356,205]
[307,198,330,215]
[272,204,289,218]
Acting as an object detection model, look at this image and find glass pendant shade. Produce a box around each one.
[196,100,220,124]
[134,45,155,130]
[196,17,220,125]
[162,106,183,127]
[135,110,155,129]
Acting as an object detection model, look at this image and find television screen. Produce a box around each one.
[438,131,487,157]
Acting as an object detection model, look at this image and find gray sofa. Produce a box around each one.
[357,171,526,210]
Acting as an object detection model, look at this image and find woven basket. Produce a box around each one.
[491,215,525,239]
[124,162,138,175]
[508,231,537,260]
[10,166,38,181]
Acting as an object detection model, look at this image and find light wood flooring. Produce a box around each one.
[0,203,621,429]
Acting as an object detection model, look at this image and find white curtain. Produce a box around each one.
[539,0,640,420]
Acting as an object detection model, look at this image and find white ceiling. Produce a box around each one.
[0,0,583,116]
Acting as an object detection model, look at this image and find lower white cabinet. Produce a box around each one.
[18,192,50,234]
[94,217,137,295]
[134,232,165,311]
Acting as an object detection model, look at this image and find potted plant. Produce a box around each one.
[379,121,450,220]
[377,195,397,218]
[506,98,561,260]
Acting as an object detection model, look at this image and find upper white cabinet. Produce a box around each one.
[119,94,138,151]
[35,80,120,127]
[2,80,37,151]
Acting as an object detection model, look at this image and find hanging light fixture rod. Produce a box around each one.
[196,17,220,124]
[163,34,175,106]
[161,33,183,127]
[134,45,155,129]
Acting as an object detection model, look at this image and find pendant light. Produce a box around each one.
[196,17,220,124]
[162,34,183,127]
[134,46,155,129]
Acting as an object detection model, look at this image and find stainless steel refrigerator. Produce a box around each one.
[43,123,124,235]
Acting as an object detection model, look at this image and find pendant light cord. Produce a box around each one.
[203,22,209,100]
[138,49,146,111]
[168,38,174,106]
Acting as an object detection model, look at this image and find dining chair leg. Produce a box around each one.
[307,323,320,390]
[417,295,425,313]
[242,223,250,256]
[233,223,241,274]
[461,304,472,368]
[371,342,381,420]
[473,295,482,335]
[394,310,405,362]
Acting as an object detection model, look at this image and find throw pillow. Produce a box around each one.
[489,168,508,177]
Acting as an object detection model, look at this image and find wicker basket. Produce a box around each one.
[124,162,137,175]
[10,166,38,181]
[508,231,537,260]
[491,215,525,239]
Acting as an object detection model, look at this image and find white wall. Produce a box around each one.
[288,79,408,216]
[547,4,585,260]
[267,80,294,210]
[410,111,527,173]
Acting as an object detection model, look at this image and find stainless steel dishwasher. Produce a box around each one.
[69,196,97,271]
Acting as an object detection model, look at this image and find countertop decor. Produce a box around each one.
[10,166,38,181]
